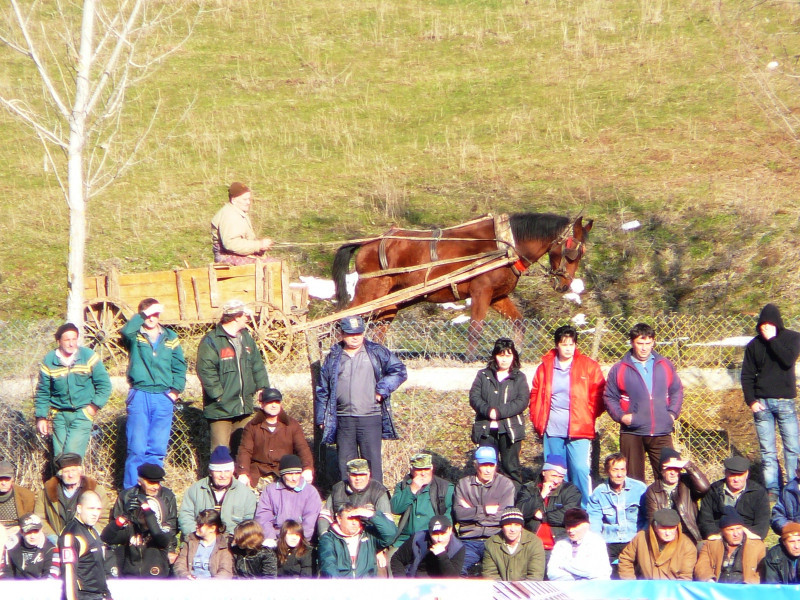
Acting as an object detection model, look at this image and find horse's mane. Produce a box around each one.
[509,212,570,242]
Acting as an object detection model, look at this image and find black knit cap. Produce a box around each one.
[279,454,303,475]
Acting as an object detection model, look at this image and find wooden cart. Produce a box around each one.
[83,260,308,369]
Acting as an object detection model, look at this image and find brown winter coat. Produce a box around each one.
[693,534,766,583]
[33,475,110,536]
[173,532,234,579]
[617,524,697,580]
[235,410,313,485]
[13,485,37,518]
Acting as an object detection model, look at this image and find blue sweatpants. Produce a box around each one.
[124,389,174,488]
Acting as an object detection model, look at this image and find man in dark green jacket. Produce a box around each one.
[197,299,269,453]
[391,453,454,549]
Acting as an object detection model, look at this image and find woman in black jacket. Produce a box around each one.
[469,337,529,485]
[231,520,277,578]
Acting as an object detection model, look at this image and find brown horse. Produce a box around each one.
[332,213,593,358]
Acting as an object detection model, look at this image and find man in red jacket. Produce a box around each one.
[529,325,605,506]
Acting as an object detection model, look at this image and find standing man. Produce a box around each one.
[197,299,270,453]
[211,181,273,265]
[121,298,187,489]
[59,490,114,600]
[0,459,37,534]
[603,323,683,482]
[318,458,392,536]
[101,464,178,578]
[315,315,407,484]
[697,456,770,540]
[741,303,800,502]
[453,446,516,576]
[586,453,647,568]
[391,453,454,550]
[35,323,112,458]
[529,325,606,505]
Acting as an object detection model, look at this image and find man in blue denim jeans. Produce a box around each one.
[741,303,800,503]
[586,453,646,570]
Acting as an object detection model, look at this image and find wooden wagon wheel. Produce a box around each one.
[83,298,131,372]
[250,303,294,363]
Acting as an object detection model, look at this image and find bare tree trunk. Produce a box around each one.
[66,0,95,327]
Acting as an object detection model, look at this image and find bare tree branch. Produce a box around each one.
[8,0,70,118]
[0,97,67,148]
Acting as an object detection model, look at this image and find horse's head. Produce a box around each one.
[547,216,593,292]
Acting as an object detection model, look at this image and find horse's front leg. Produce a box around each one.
[490,296,525,349]
[467,287,492,362]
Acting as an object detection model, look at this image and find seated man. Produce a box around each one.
[101,463,178,578]
[0,459,38,535]
[771,464,800,535]
[318,458,391,536]
[34,453,111,538]
[764,522,800,583]
[515,454,582,553]
[482,507,545,581]
[697,456,770,540]
[235,387,313,491]
[178,446,257,536]
[617,508,697,580]
[586,453,646,566]
[643,448,709,545]
[391,453,454,550]
[695,507,766,583]
[453,446,516,576]
[3,513,58,579]
[211,182,273,265]
[318,503,397,578]
[390,514,464,578]
[547,508,611,580]
[255,454,321,542]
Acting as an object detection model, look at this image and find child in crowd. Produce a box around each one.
[275,519,313,577]
[232,519,277,578]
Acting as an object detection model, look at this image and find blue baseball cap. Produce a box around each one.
[475,446,498,465]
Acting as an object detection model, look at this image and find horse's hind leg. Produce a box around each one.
[490,296,526,350]
[466,286,493,362]
[349,277,396,344]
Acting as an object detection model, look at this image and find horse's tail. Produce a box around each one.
[332,243,362,308]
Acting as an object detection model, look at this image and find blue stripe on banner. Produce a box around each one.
[7,578,800,600]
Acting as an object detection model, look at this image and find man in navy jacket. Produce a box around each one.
[603,323,683,482]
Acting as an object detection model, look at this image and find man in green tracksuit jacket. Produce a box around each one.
[34,323,111,458]
[197,299,270,453]
[318,504,398,578]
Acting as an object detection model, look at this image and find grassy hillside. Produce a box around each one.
[1,0,799,320]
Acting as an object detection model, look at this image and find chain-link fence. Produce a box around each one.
[0,313,776,497]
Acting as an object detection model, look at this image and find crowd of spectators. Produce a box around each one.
[4,304,800,594]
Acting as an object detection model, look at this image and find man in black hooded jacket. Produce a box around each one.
[741,303,800,501]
